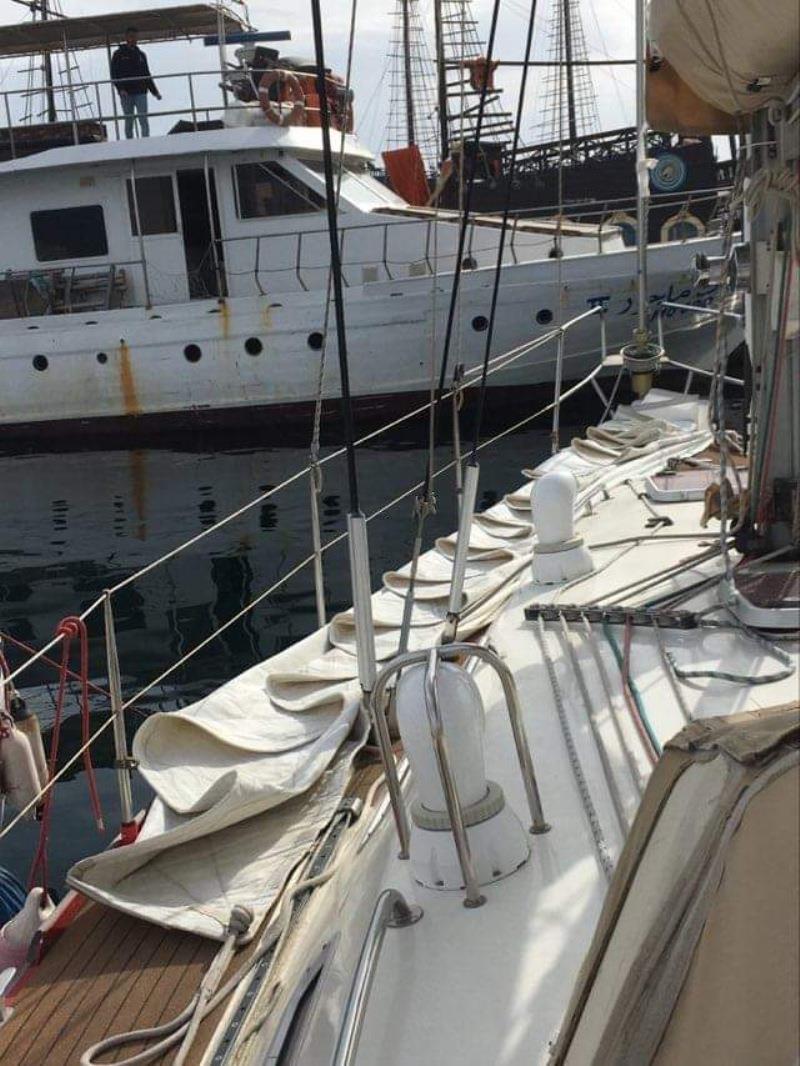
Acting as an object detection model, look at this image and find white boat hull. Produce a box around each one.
[0,237,736,434]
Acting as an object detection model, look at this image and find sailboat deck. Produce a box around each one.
[0,901,223,1066]
[0,757,386,1066]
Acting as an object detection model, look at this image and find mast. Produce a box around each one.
[434,0,449,160]
[536,0,599,144]
[41,0,57,123]
[401,0,416,146]
[561,0,577,142]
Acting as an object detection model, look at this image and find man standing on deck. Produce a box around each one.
[111,28,162,139]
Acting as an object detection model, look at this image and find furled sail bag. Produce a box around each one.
[647,0,800,134]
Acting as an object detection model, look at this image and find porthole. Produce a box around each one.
[97,352,108,365]
[184,344,202,363]
[32,355,48,371]
[472,315,489,333]
[536,309,553,325]
[244,336,263,356]
[307,331,324,351]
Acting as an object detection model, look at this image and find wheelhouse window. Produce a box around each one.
[233,162,324,219]
[127,176,177,236]
[31,205,108,262]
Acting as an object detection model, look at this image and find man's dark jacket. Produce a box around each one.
[110,45,157,96]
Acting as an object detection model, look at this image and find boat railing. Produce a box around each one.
[0,262,134,319]
[1,68,244,156]
[0,300,733,848]
[212,214,549,295]
[208,186,730,297]
[369,644,551,908]
[331,888,422,1066]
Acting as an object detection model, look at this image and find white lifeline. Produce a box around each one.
[0,124,731,430]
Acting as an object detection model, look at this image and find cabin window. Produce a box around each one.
[127,176,177,236]
[31,205,108,262]
[233,163,324,219]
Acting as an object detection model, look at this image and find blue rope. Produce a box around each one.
[0,865,27,925]
[603,621,663,756]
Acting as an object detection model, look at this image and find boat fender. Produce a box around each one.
[531,469,595,584]
[0,887,54,974]
[0,713,42,816]
[257,70,306,127]
[395,661,530,892]
[8,694,48,791]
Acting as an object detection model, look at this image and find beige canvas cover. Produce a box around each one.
[550,702,800,1066]
[647,0,800,133]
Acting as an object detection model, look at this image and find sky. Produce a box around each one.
[0,0,638,151]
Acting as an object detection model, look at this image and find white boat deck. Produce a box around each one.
[351,447,798,1066]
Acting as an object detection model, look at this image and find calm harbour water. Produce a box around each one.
[0,394,598,890]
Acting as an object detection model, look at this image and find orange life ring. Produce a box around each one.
[257,69,306,127]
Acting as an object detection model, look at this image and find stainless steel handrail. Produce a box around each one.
[331,889,422,1066]
[423,648,484,907]
[370,643,551,908]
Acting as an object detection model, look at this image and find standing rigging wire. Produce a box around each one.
[442,0,539,643]
[424,0,504,484]
[309,0,361,515]
[395,0,504,648]
[307,0,360,627]
[469,0,539,457]
[308,0,392,812]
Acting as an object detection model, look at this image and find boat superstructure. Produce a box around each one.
[383,0,728,243]
[0,5,736,437]
[0,2,797,1065]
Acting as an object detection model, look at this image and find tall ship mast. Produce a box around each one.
[0,0,104,159]
[384,0,725,244]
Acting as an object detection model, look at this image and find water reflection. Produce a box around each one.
[0,402,593,887]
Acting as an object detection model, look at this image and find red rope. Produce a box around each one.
[28,617,105,891]
[0,629,110,700]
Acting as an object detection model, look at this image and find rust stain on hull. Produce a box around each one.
[219,299,230,340]
[129,447,148,541]
[118,340,141,417]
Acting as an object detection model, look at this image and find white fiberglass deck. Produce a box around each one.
[341,419,798,1066]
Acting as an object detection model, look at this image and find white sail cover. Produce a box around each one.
[650,0,800,116]
[68,646,363,941]
[67,392,712,943]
